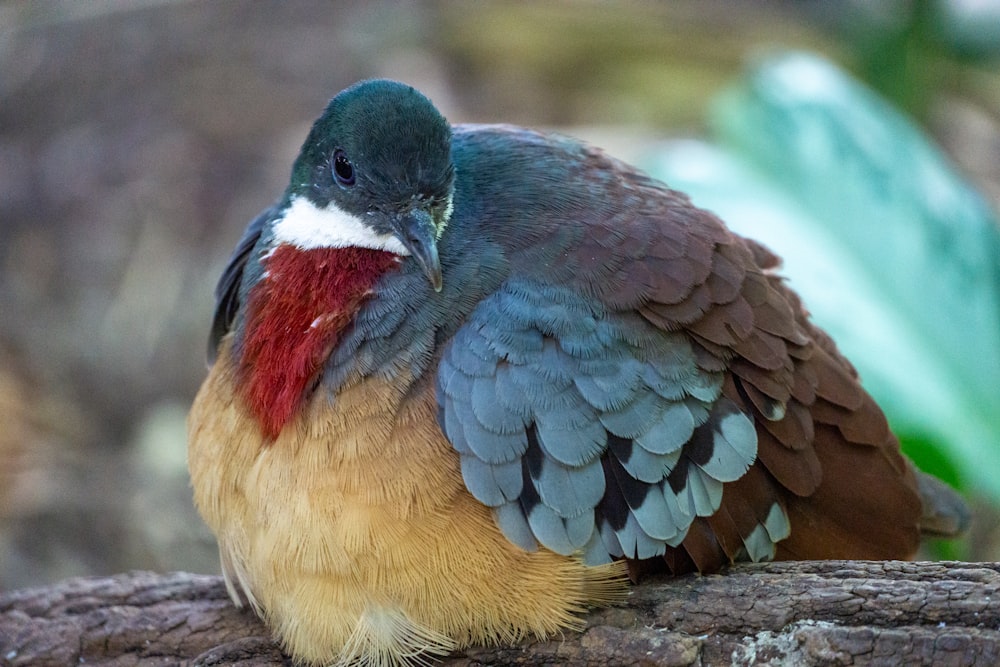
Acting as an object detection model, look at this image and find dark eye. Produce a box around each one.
[333,149,355,186]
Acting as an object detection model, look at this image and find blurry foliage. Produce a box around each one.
[812,0,1000,119]
[647,54,1000,558]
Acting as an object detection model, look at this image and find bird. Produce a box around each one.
[188,79,968,666]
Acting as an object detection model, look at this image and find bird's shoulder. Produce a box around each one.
[208,203,282,362]
[447,122,734,292]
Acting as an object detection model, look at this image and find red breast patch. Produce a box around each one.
[239,244,398,439]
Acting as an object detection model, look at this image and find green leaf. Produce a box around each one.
[645,51,1000,500]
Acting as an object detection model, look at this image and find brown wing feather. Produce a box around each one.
[629,198,923,569]
[777,423,921,559]
[537,148,929,572]
[675,518,728,573]
[733,250,920,560]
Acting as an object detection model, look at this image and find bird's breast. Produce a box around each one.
[188,349,626,664]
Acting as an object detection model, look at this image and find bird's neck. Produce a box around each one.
[238,243,400,440]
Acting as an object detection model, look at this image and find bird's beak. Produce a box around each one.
[392,208,443,292]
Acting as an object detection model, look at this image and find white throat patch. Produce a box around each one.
[271,196,410,255]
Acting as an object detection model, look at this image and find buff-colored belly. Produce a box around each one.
[188,350,626,666]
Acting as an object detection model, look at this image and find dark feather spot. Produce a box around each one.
[598,457,631,531]
[607,433,633,466]
[666,457,690,495]
[518,424,544,515]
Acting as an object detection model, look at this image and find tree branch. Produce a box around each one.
[2,561,999,666]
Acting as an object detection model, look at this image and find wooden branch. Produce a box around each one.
[2,561,999,666]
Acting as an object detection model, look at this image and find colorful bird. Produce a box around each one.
[188,79,967,666]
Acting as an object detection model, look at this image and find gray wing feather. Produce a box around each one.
[437,278,758,560]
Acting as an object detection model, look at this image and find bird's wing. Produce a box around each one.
[436,173,920,572]
[208,206,274,363]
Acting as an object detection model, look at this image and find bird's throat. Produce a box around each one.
[238,244,399,440]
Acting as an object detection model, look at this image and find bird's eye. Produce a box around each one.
[333,149,355,186]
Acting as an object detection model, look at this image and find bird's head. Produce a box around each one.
[273,79,454,291]
[219,81,455,438]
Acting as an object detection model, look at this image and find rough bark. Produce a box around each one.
[1,561,998,666]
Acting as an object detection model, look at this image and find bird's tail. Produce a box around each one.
[914,467,971,537]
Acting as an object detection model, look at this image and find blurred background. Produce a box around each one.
[1,0,999,590]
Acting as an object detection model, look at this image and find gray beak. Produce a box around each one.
[392,208,443,292]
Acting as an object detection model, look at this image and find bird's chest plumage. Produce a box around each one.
[191,344,461,563]
[188,320,625,666]
[189,352,458,660]
[190,243,468,655]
